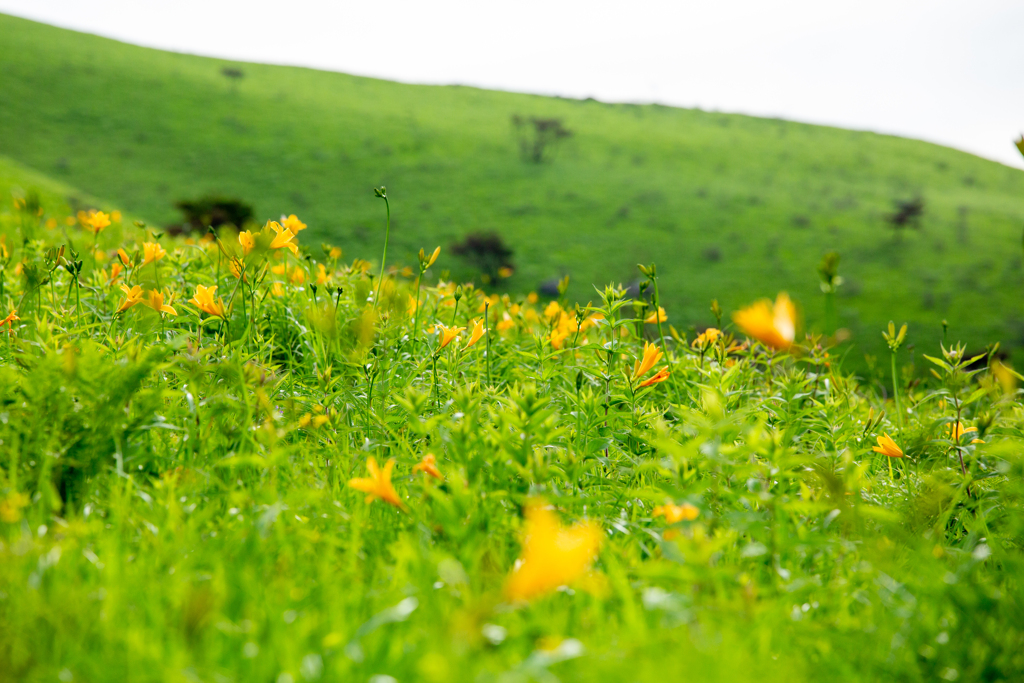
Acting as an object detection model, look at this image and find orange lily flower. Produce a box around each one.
[267,221,299,255]
[238,230,255,255]
[692,328,722,348]
[465,319,486,348]
[117,284,145,313]
[639,368,670,388]
[653,502,700,523]
[0,309,19,334]
[436,323,465,349]
[504,500,602,602]
[141,241,167,266]
[348,457,404,509]
[412,453,443,479]
[872,434,903,458]
[281,214,307,233]
[644,306,667,324]
[144,290,177,316]
[190,285,225,318]
[733,293,796,350]
[632,341,663,379]
[84,211,111,234]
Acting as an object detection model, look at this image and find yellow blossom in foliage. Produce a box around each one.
[1,309,19,334]
[423,246,440,269]
[228,258,246,282]
[436,323,465,349]
[644,306,667,324]
[117,248,133,268]
[64,215,77,227]
[316,264,332,285]
[238,230,255,255]
[281,214,307,233]
[329,246,343,259]
[271,282,286,297]
[527,292,539,304]
[692,328,722,348]
[504,500,602,602]
[653,502,699,524]
[544,300,562,320]
[117,284,144,313]
[949,422,976,441]
[111,210,122,223]
[632,341,663,380]
[83,210,111,234]
[141,241,167,266]
[272,264,287,276]
[639,368,670,388]
[733,293,796,350]
[498,266,514,278]
[144,290,177,316]
[0,491,30,523]
[189,285,224,318]
[550,327,570,350]
[105,262,123,284]
[289,267,306,285]
[267,221,299,255]
[412,453,443,480]
[348,457,404,509]
[45,218,58,229]
[465,319,486,348]
[872,434,903,458]
[497,312,515,333]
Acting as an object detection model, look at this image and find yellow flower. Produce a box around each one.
[144,290,177,316]
[544,300,562,320]
[872,434,903,458]
[497,312,515,333]
[653,502,700,524]
[289,267,306,285]
[0,491,30,523]
[1,309,19,334]
[412,453,443,480]
[84,210,111,234]
[228,258,246,282]
[271,282,285,297]
[281,214,307,233]
[111,210,122,223]
[189,285,225,318]
[423,246,440,269]
[267,221,299,255]
[733,293,796,350]
[141,241,167,266]
[465,319,486,348]
[632,341,663,379]
[498,266,514,278]
[316,264,332,285]
[949,422,977,441]
[692,328,722,348]
[504,500,602,602]
[45,218,58,229]
[644,306,667,324]
[348,457,404,509]
[106,262,123,284]
[238,230,255,255]
[436,323,465,349]
[117,248,133,268]
[527,292,539,304]
[117,284,145,313]
[550,327,570,350]
[329,246,343,259]
[639,368,670,388]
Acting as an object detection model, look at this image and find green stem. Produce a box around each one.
[484,302,491,386]
[373,194,391,310]
[891,351,903,430]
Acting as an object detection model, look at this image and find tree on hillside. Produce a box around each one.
[887,196,925,237]
[511,115,572,163]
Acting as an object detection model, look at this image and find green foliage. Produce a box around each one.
[2,13,1024,368]
[1,190,1024,682]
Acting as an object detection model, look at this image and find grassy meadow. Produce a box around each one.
[2,13,1024,370]
[1,162,1024,682]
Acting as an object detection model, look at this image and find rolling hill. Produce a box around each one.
[2,12,1023,369]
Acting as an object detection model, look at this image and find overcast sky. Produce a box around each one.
[3,0,1023,169]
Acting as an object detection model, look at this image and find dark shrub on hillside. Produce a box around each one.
[170,195,255,235]
[451,231,514,281]
[888,196,925,233]
[511,115,572,163]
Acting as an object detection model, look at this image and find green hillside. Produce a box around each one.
[2,12,1023,367]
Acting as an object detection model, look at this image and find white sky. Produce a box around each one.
[3,0,1023,169]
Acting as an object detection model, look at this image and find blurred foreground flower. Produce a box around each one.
[733,293,796,350]
[505,500,601,602]
[653,502,699,523]
[348,457,404,509]
[1,309,19,334]
[0,491,29,523]
[281,214,307,234]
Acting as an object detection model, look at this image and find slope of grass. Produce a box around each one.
[1,13,1023,368]
[1,203,1023,682]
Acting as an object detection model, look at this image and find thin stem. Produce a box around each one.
[373,194,391,310]
[891,351,903,430]
[484,301,491,386]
